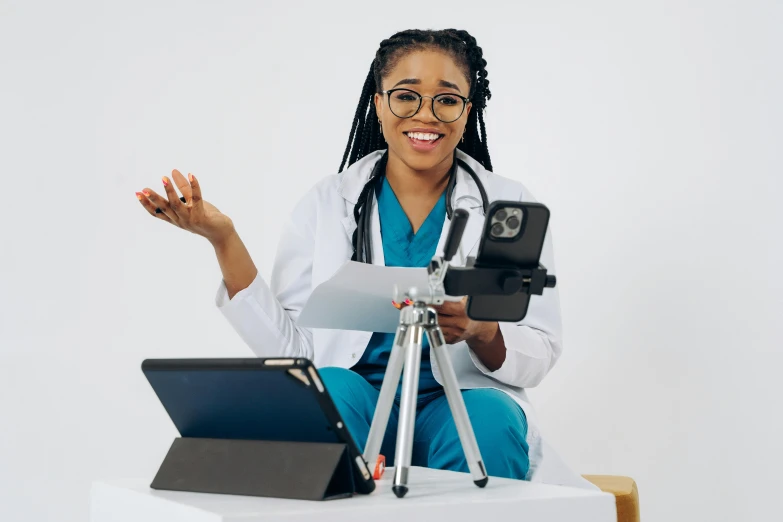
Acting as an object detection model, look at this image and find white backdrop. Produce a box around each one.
[1,1,781,521]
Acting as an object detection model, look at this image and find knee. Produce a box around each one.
[319,367,370,403]
[463,389,530,478]
[463,389,528,443]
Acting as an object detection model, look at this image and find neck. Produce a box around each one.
[384,152,453,198]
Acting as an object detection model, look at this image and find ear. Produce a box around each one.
[463,101,473,134]
[374,92,383,120]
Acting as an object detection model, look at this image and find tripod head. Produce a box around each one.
[393,206,556,322]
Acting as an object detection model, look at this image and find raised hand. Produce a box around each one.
[136,170,235,245]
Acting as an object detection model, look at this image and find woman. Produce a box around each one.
[135,29,592,488]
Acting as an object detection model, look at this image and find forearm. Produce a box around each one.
[467,322,506,371]
[212,230,259,300]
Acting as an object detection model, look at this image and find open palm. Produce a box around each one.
[136,169,234,244]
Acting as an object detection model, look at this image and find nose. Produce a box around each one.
[413,97,439,123]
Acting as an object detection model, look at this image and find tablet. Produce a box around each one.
[141,357,375,495]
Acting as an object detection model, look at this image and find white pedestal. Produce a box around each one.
[90,467,617,522]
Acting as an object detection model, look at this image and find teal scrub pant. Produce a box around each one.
[319,367,530,480]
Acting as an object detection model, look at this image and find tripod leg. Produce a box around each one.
[427,328,489,488]
[392,324,423,498]
[364,325,409,468]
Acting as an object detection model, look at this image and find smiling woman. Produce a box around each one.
[135,28,591,491]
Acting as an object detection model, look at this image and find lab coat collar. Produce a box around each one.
[338,149,489,266]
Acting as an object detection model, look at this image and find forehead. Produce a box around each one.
[383,49,470,91]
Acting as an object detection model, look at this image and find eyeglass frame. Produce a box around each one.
[380,88,470,123]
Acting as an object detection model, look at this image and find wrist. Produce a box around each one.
[467,322,505,372]
[468,321,500,348]
[209,228,239,251]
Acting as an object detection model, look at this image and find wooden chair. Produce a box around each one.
[583,475,640,522]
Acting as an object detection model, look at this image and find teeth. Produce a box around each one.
[407,132,440,141]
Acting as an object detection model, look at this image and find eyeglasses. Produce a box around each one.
[381,88,469,123]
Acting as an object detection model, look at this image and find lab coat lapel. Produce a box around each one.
[435,156,487,265]
[338,150,386,266]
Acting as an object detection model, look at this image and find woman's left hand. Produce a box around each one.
[432,297,498,345]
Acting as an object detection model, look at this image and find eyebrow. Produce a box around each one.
[391,78,463,93]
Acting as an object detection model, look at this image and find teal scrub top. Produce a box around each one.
[353,176,446,398]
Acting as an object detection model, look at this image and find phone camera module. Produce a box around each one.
[506,216,520,229]
[494,209,508,221]
[491,223,505,237]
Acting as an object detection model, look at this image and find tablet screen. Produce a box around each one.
[144,367,342,444]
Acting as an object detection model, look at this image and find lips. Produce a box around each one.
[404,130,444,152]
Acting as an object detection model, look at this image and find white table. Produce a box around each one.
[90,467,617,522]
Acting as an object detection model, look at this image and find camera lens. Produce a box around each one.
[491,223,505,236]
[494,209,508,221]
[506,216,520,229]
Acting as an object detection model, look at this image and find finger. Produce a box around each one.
[171,169,192,202]
[136,192,173,224]
[188,173,204,210]
[436,314,461,328]
[434,300,464,316]
[141,188,180,225]
[161,175,186,218]
[391,298,413,310]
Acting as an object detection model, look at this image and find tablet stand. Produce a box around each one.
[362,208,556,498]
[151,438,357,501]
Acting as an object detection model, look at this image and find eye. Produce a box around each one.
[393,91,419,102]
[436,95,461,106]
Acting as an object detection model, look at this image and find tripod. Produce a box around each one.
[362,210,488,498]
[362,203,558,497]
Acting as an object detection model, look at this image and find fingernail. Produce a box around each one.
[188,173,194,182]
[135,192,143,200]
[142,190,151,196]
[162,176,169,187]
[405,299,413,305]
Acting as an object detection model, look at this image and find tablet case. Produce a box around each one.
[142,358,372,501]
[151,437,357,501]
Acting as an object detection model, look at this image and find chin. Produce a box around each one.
[395,145,454,173]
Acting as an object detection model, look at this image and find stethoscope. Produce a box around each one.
[354,149,490,264]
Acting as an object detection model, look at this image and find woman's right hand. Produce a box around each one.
[136,169,236,246]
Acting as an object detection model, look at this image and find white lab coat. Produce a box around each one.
[216,149,596,490]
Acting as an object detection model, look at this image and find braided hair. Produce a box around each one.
[341,29,493,262]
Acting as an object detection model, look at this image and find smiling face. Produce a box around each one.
[374,49,472,174]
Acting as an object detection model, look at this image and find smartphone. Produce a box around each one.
[466,201,550,322]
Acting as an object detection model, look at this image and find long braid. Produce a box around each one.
[339,63,376,173]
[449,29,493,171]
[339,29,494,260]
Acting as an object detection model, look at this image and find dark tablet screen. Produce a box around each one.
[143,362,342,444]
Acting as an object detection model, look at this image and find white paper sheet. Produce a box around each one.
[297,261,461,333]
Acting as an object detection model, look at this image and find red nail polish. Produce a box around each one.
[162,176,169,187]
[405,299,413,305]
[135,192,143,200]
[142,190,150,196]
